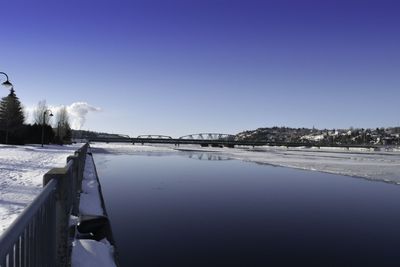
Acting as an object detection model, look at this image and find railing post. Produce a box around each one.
[75,146,87,186]
[67,155,80,216]
[43,168,73,267]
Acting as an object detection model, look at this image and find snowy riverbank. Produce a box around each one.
[227,146,400,184]
[0,144,81,235]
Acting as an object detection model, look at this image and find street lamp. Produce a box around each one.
[0,72,13,89]
[1,72,13,144]
[41,109,53,147]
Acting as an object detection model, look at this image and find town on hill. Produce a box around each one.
[235,126,400,146]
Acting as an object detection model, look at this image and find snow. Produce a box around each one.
[73,148,116,267]
[90,143,400,184]
[71,239,116,267]
[0,143,116,266]
[228,146,400,183]
[79,153,104,216]
[70,215,79,227]
[0,144,81,235]
[79,193,104,216]
[301,134,325,141]
[82,180,100,194]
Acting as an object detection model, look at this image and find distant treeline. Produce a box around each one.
[0,124,54,145]
[72,130,128,140]
[0,88,72,145]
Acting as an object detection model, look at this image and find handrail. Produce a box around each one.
[0,179,57,266]
[66,158,74,170]
[0,143,89,267]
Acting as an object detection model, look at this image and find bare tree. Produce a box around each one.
[55,107,69,127]
[33,100,52,125]
[55,107,71,142]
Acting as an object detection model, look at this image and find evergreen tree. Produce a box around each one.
[0,88,25,144]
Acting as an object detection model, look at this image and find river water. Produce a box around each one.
[94,150,400,267]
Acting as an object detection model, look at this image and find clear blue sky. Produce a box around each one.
[1,0,399,136]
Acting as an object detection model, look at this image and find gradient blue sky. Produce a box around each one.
[1,0,399,136]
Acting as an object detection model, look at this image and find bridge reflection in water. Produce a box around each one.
[186,152,231,161]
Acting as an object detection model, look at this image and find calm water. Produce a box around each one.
[94,151,400,267]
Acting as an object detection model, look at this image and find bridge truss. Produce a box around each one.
[179,133,235,141]
[137,135,173,139]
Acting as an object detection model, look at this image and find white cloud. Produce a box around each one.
[65,102,101,129]
[26,102,101,130]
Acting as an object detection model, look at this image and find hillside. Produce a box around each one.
[235,126,400,146]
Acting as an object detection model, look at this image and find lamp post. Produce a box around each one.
[0,72,13,89]
[3,87,13,145]
[1,72,13,144]
[41,109,53,147]
[57,121,61,142]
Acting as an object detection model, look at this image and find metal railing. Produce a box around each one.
[0,143,89,267]
[0,179,57,267]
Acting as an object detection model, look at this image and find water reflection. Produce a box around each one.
[95,153,400,267]
[186,152,231,161]
[91,146,232,161]
[91,146,177,157]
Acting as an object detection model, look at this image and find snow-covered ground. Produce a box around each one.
[90,143,400,184]
[72,239,116,267]
[0,144,81,235]
[227,146,400,183]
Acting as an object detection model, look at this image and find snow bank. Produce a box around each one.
[0,144,81,235]
[228,148,400,183]
[73,148,117,267]
[79,193,104,216]
[79,154,104,216]
[71,239,116,267]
